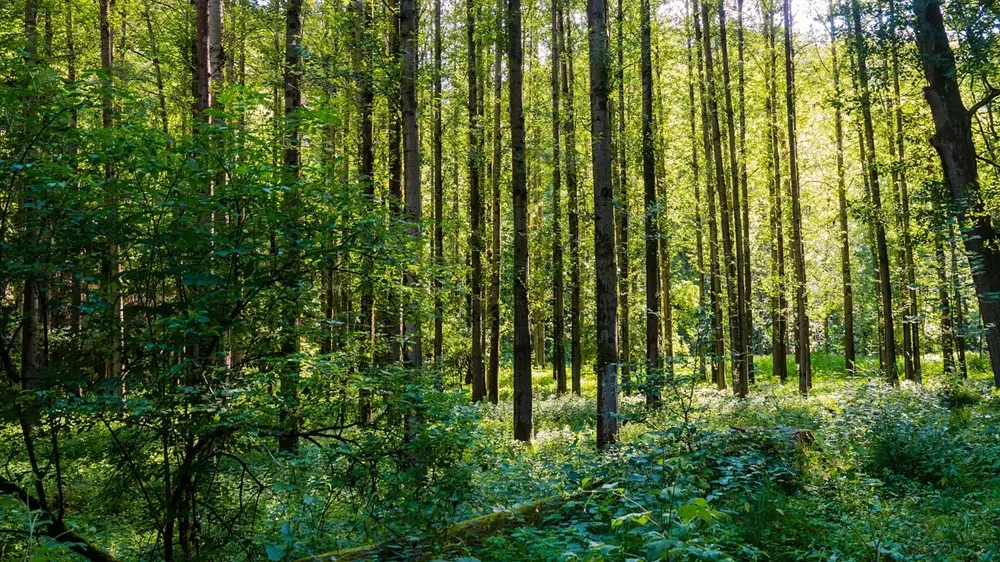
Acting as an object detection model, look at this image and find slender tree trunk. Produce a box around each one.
[432,0,444,369]
[695,0,724,389]
[937,231,955,374]
[144,4,169,137]
[764,0,787,383]
[640,0,660,405]
[702,0,735,391]
[615,0,630,390]
[687,0,706,381]
[510,0,533,441]
[354,0,376,354]
[653,29,673,381]
[468,0,485,400]
[551,0,567,395]
[400,0,422,366]
[278,0,303,454]
[588,0,620,450]
[913,0,1000,385]
[737,0,753,381]
[562,7,583,396]
[719,0,747,397]
[784,0,810,394]
[488,0,504,404]
[829,4,855,373]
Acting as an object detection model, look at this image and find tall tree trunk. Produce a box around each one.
[653,26,673,381]
[278,0,303,454]
[764,0,787,383]
[144,4,169,137]
[551,0,567,395]
[913,0,1000,386]
[702,0,735,391]
[890,0,921,383]
[829,3,856,373]
[468,0,485,401]
[950,222,968,378]
[695,0,724,389]
[687,0,706,382]
[852,0,898,383]
[433,0,444,369]
[718,0,748,397]
[588,0,620,450]
[400,0,422,366]
[615,0,630,390]
[784,0,810,395]
[385,8,403,364]
[640,0,660,405]
[562,7,583,396]
[101,0,122,393]
[510,0,533,441]
[355,0,376,355]
[737,0,752,382]
[488,0,504,404]
[937,231,955,374]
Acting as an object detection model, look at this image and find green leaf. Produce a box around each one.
[265,544,285,561]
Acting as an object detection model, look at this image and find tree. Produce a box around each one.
[615,0,631,391]
[400,0,422,366]
[640,0,660,405]
[913,0,1000,386]
[852,0,897,384]
[488,0,504,404]
[551,0,567,395]
[468,0,486,401]
[588,0,621,449]
[433,0,444,368]
[510,0,533,441]
[562,5,583,396]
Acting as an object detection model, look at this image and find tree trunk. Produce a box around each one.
[278,0,303,454]
[468,0,485,401]
[764,0,787,384]
[702,0,734,391]
[937,231,955,374]
[562,7,583,396]
[551,0,567,395]
[488,0,503,404]
[950,222,968,378]
[588,0,620,449]
[784,0,810,395]
[737,0,753,382]
[829,3,855,374]
[432,0,444,369]
[687,0,706,382]
[913,0,1000,386]
[615,0,630,391]
[354,0,376,355]
[852,0,897,384]
[640,0,660,405]
[400,0,422,366]
[718,0,748,397]
[510,0,533,441]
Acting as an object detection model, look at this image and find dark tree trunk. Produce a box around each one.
[687,0,706,382]
[355,0,376,354]
[852,0,897,384]
[640,0,660,405]
[950,222,969,378]
[737,0,753,382]
[510,0,533,441]
[913,0,1000,386]
[468,0,485,401]
[764,0,787,384]
[551,0,567,395]
[278,0,303,454]
[784,0,810,395]
[937,232,955,374]
[400,0,422,366]
[588,0,620,449]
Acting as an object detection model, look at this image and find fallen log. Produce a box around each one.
[300,480,604,561]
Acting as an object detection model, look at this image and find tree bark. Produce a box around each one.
[588,0,620,449]
[913,0,1000,386]
[562,7,583,396]
[551,0,567,395]
[488,0,504,404]
[615,0,630,390]
[400,0,422,366]
[764,0,787,384]
[468,0,486,400]
[640,0,660,405]
[510,0,533,441]
[687,0,706,382]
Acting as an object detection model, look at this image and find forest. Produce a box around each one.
[2,0,1000,559]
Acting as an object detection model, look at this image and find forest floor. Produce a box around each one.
[362,353,1000,561]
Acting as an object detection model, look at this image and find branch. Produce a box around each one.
[969,88,1000,116]
[0,478,121,562]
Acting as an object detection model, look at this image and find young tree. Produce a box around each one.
[615,0,631,390]
[488,0,504,404]
[400,0,422,366]
[433,0,444,368]
[468,0,486,400]
[588,0,621,449]
[562,6,583,396]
